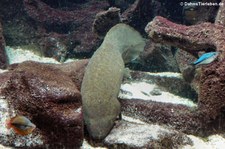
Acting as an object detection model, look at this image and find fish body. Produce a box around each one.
[6,115,36,136]
[193,52,219,66]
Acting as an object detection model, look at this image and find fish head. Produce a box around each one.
[7,115,36,136]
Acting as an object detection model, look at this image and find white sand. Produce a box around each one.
[5,46,60,64]
[0,97,11,136]
[183,134,225,149]
[81,139,107,149]
[147,72,182,78]
[119,82,197,107]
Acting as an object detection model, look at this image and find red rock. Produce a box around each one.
[39,33,68,62]
[0,61,87,148]
[52,59,89,90]
[0,0,108,62]
[120,98,217,136]
[23,0,108,54]
[145,16,225,55]
[93,7,121,37]
[144,4,225,135]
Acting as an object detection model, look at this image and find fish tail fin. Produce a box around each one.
[188,62,195,66]
[5,118,12,129]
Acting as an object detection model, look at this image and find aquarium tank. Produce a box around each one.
[0,0,224,148]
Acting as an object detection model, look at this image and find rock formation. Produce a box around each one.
[0,60,88,148]
[0,0,108,62]
[93,7,121,37]
[144,1,225,136]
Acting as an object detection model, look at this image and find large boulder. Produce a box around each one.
[0,61,87,148]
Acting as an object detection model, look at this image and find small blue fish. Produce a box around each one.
[192,52,219,66]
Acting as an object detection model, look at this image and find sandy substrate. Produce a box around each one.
[119,82,197,107]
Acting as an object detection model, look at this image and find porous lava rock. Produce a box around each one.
[120,99,201,134]
[23,0,108,55]
[94,0,168,36]
[93,7,121,37]
[0,0,108,62]
[144,4,225,136]
[52,59,89,90]
[175,49,199,92]
[120,0,183,34]
[140,41,179,72]
[0,60,88,148]
[145,16,225,55]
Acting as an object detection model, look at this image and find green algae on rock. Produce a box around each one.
[81,23,145,139]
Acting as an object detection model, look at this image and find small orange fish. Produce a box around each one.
[6,115,36,136]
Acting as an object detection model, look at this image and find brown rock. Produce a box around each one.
[140,41,179,72]
[93,7,121,37]
[23,0,108,54]
[120,98,211,136]
[53,59,89,90]
[175,49,199,92]
[0,61,87,148]
[145,15,225,118]
[0,0,108,62]
[181,65,195,83]
[145,16,225,55]
[144,9,225,135]
[175,50,196,73]
[39,33,68,62]
[121,0,154,34]
[118,70,225,136]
